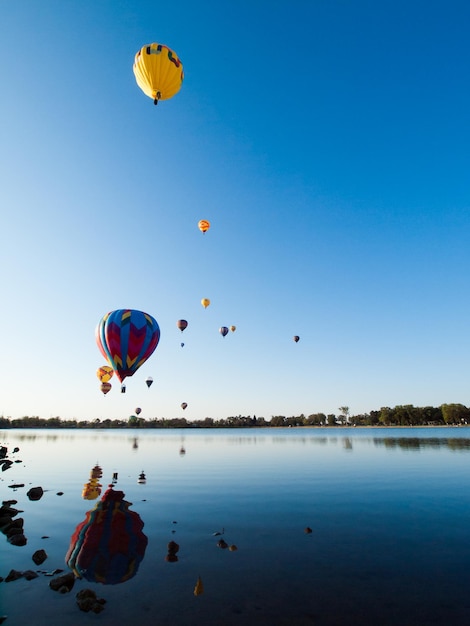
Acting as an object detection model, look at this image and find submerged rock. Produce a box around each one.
[76,589,106,613]
[49,572,75,593]
[32,549,47,565]
[5,570,23,583]
[7,532,27,546]
[26,487,44,501]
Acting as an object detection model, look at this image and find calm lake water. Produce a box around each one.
[1,427,470,625]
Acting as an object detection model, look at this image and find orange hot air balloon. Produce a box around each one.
[201,298,210,309]
[100,382,112,395]
[198,219,210,234]
[230,326,236,332]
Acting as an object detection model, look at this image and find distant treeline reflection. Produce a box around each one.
[375,437,470,450]
[1,403,470,429]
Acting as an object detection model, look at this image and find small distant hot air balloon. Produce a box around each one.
[219,326,229,337]
[146,377,153,388]
[293,336,300,343]
[96,309,160,384]
[181,402,188,410]
[201,298,210,309]
[97,365,114,383]
[176,319,188,332]
[181,342,185,348]
[135,408,142,416]
[198,219,210,234]
[133,43,184,105]
[230,326,236,332]
[100,382,112,395]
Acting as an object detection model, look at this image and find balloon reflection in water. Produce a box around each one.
[66,486,148,584]
[82,465,103,500]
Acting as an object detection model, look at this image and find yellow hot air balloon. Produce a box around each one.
[133,43,184,105]
[198,219,210,234]
[201,298,210,309]
[96,365,113,383]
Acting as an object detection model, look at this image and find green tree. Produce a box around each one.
[441,403,470,424]
[338,406,350,425]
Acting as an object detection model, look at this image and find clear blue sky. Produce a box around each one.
[1,1,470,422]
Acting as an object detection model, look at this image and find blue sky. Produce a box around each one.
[1,1,470,422]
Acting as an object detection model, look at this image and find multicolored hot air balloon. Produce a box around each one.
[66,486,148,585]
[181,402,188,410]
[219,326,229,337]
[176,319,188,332]
[293,336,300,343]
[100,382,112,395]
[133,43,184,105]
[96,365,114,383]
[198,219,210,234]
[96,309,160,384]
[201,298,210,309]
[146,376,153,388]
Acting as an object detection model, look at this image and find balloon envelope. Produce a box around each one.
[66,487,148,584]
[230,326,236,332]
[100,382,112,395]
[201,298,210,309]
[181,402,188,410]
[96,309,160,383]
[133,43,184,104]
[146,377,153,388]
[219,326,229,337]
[198,219,210,233]
[135,408,142,416]
[293,335,300,343]
[176,319,188,332]
[97,365,114,383]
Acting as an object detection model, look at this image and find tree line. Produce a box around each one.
[0,403,469,429]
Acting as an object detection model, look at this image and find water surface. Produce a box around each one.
[1,427,470,625]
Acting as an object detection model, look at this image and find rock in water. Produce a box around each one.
[32,549,47,565]
[27,487,44,501]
